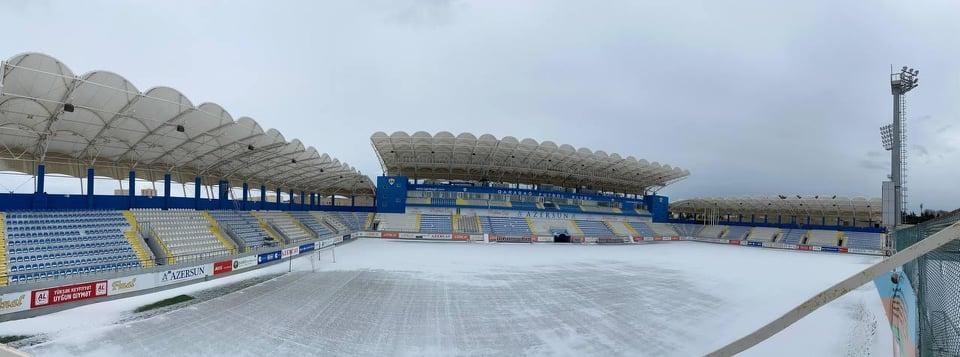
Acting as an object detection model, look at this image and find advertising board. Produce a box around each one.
[213,260,233,275]
[158,264,211,286]
[258,250,282,264]
[0,292,30,314]
[107,273,156,296]
[299,243,315,254]
[233,255,258,270]
[31,280,108,308]
[282,246,300,258]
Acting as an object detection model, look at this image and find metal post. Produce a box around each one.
[242,182,249,210]
[260,184,266,210]
[87,167,95,208]
[163,173,171,210]
[35,164,45,194]
[194,176,202,210]
[128,170,135,208]
[892,90,902,226]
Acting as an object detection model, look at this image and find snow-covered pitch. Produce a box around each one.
[3,239,891,356]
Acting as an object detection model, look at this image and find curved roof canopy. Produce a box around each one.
[670,196,882,223]
[0,53,373,195]
[371,131,689,194]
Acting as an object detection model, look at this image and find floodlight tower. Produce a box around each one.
[882,66,918,227]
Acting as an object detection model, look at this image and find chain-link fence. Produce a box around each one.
[895,211,960,356]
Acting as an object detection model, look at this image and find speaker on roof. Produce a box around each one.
[176,125,185,132]
[291,159,297,164]
[63,103,75,112]
[248,144,255,151]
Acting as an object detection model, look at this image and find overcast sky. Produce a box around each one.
[2,0,958,210]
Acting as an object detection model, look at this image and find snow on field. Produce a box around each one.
[2,239,891,356]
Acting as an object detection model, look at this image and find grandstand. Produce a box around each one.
[805,230,841,247]
[746,227,779,242]
[481,216,533,237]
[209,210,276,251]
[253,211,315,244]
[289,211,336,238]
[575,220,615,237]
[722,226,752,240]
[4,211,142,283]
[134,209,234,264]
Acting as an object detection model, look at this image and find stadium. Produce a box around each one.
[0,22,960,356]
[0,50,954,356]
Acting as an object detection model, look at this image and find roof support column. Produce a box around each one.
[351,195,355,207]
[194,176,202,210]
[330,195,335,206]
[218,180,228,210]
[300,191,305,211]
[276,186,282,210]
[259,184,266,211]
[242,182,249,211]
[33,163,46,209]
[289,189,294,211]
[309,192,316,209]
[128,170,136,209]
[163,173,171,210]
[35,163,45,194]
[87,167,95,209]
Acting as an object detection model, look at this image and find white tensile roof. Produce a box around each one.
[371,131,689,194]
[0,53,373,195]
[670,196,882,222]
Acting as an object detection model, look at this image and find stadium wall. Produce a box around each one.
[0,235,349,321]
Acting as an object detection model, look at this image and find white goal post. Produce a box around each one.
[708,221,960,356]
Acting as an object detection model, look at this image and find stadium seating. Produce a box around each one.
[626,221,656,237]
[289,212,336,238]
[4,210,142,284]
[253,211,314,244]
[778,229,805,244]
[574,220,615,237]
[722,226,751,240]
[405,197,431,205]
[805,230,840,246]
[480,216,532,236]
[530,219,574,236]
[376,213,420,232]
[456,215,481,233]
[746,227,779,242]
[210,210,276,251]
[510,201,540,210]
[580,206,621,214]
[556,204,581,213]
[696,225,726,239]
[431,198,456,206]
[671,223,703,237]
[419,214,453,233]
[331,211,370,232]
[604,221,635,236]
[842,231,883,250]
[309,211,349,234]
[133,209,231,263]
[648,223,679,237]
